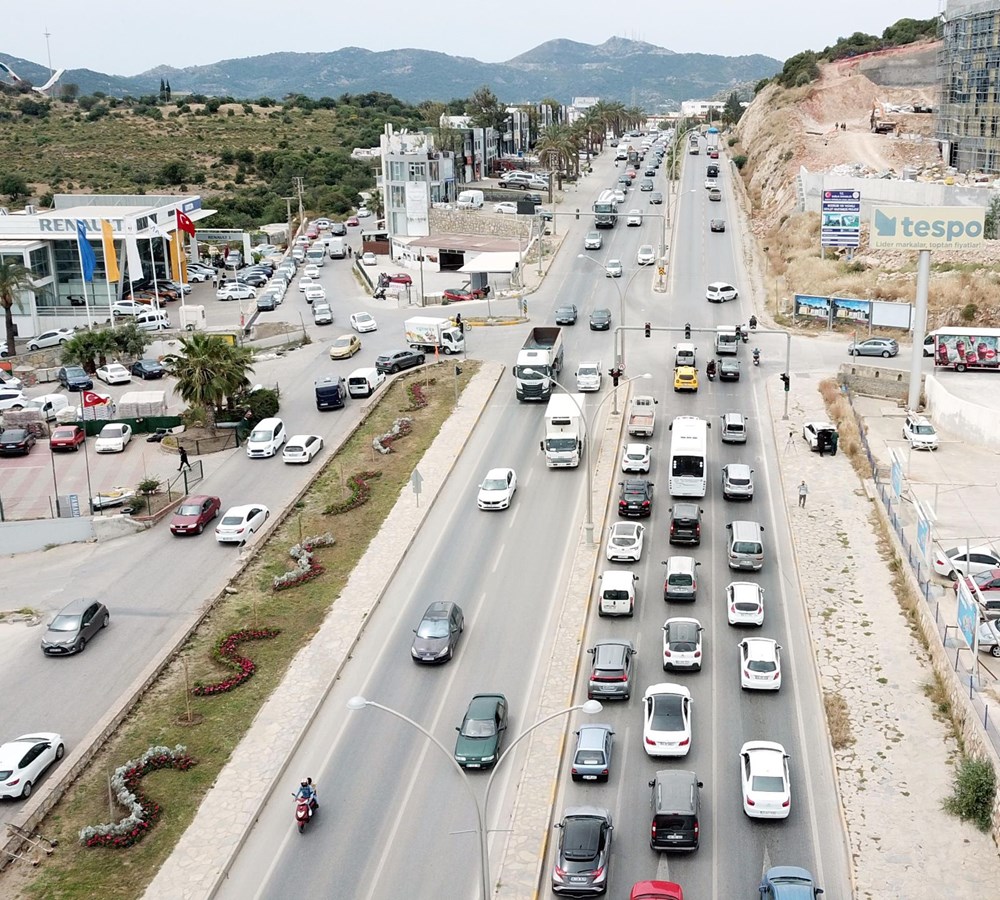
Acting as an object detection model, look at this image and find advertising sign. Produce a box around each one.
[956,579,979,650]
[933,332,1000,370]
[832,297,871,324]
[890,453,902,499]
[794,294,831,321]
[870,206,985,250]
[821,189,861,248]
[405,182,430,237]
[916,504,930,564]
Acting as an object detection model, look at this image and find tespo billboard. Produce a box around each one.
[869,206,985,251]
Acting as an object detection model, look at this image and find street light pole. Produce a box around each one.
[576,255,645,369]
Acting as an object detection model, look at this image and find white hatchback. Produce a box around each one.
[282,434,323,464]
[350,312,378,333]
[739,638,782,690]
[662,617,704,671]
[727,581,764,626]
[621,443,651,474]
[606,522,645,562]
[740,740,790,819]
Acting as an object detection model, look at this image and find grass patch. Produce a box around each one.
[824,690,855,750]
[943,756,997,832]
[13,361,480,900]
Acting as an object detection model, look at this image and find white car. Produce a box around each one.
[312,303,333,325]
[294,235,312,247]
[642,683,692,757]
[621,443,651,474]
[111,300,146,316]
[94,423,133,453]
[612,189,626,204]
[739,740,791,819]
[605,259,623,278]
[575,362,602,392]
[350,312,378,333]
[304,285,327,304]
[95,363,132,385]
[361,252,377,266]
[313,218,332,230]
[626,209,643,226]
[27,328,74,351]
[298,276,315,292]
[494,202,519,215]
[606,522,645,562]
[706,281,739,302]
[636,244,655,266]
[740,638,782,690]
[727,581,764,626]
[216,283,255,301]
[704,178,718,190]
[357,207,372,218]
[0,733,64,799]
[802,421,837,451]
[902,411,939,450]
[304,264,320,279]
[282,434,323,464]
[477,467,517,510]
[187,263,215,277]
[185,269,211,283]
[215,504,270,544]
[662,617,704,671]
[933,545,1000,578]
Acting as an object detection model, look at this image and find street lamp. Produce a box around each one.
[347,696,602,900]
[576,255,645,368]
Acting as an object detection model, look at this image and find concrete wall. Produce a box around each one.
[925,373,1000,452]
[839,362,914,402]
[0,515,95,553]
[856,45,939,87]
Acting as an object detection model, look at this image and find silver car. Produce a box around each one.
[722,463,755,500]
[848,338,899,358]
[571,723,615,782]
[584,231,603,250]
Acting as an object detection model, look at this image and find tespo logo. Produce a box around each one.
[870,205,985,250]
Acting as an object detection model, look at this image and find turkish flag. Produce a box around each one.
[176,210,196,237]
[82,390,109,408]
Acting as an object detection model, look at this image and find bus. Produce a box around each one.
[926,327,1000,371]
[668,416,709,497]
[593,190,619,229]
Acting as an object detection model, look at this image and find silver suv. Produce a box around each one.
[722,463,755,500]
[584,231,603,250]
[721,412,748,443]
[587,639,635,700]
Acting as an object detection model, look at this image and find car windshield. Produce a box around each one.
[912,424,935,435]
[48,614,82,632]
[177,504,203,516]
[333,338,351,347]
[249,429,272,442]
[356,315,372,324]
[416,619,449,639]
[482,477,508,491]
[99,426,123,438]
[579,367,598,376]
[546,437,577,451]
[461,717,496,738]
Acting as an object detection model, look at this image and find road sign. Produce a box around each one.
[821,189,861,248]
[870,205,985,250]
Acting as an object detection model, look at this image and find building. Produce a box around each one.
[566,97,600,124]
[380,125,457,241]
[440,116,500,183]
[680,100,726,118]
[938,0,1000,173]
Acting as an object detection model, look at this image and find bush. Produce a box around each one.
[943,756,996,832]
[732,154,748,170]
[961,303,978,323]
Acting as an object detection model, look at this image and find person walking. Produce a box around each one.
[346,245,352,259]
[798,479,809,508]
[178,445,192,472]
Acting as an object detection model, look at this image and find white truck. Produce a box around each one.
[540,393,586,468]
[404,317,465,355]
[627,395,658,437]
[514,326,564,401]
[715,325,739,355]
[575,361,602,392]
[328,236,346,259]
[180,305,206,331]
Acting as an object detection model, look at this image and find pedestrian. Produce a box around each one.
[830,430,840,456]
[798,480,809,508]
[346,245,352,258]
[178,445,191,472]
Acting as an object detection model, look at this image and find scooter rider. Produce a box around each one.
[749,315,758,329]
[752,347,761,365]
[296,778,318,813]
[706,359,717,379]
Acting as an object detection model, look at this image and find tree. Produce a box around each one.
[723,92,745,126]
[0,257,34,356]
[535,125,580,183]
[0,173,29,203]
[173,333,255,424]
[466,86,507,132]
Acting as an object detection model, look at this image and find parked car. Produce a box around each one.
[130,359,166,380]
[0,733,64,798]
[902,411,939,450]
[216,283,256,301]
[410,601,464,664]
[453,693,508,769]
[40,598,110,655]
[282,434,323,464]
[111,300,147,316]
[848,338,899,358]
[443,287,488,302]
[0,428,36,456]
[493,202,519,215]
[57,366,93,391]
[95,363,132,385]
[49,425,86,452]
[387,272,412,285]
[551,807,613,896]
[94,423,133,453]
[169,494,222,536]
[375,349,425,374]
[933,544,1000,578]
[26,328,74,351]
[215,504,270,545]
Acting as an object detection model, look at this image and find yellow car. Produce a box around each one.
[329,335,362,359]
[673,366,699,392]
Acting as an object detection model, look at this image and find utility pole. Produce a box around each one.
[292,177,305,235]
[283,196,295,246]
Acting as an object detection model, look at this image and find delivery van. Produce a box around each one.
[347,367,386,399]
[457,190,485,210]
[245,417,286,458]
[135,309,171,331]
[598,570,637,617]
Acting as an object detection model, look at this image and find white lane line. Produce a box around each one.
[492,545,505,573]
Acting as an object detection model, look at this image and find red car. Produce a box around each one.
[49,425,86,452]
[170,494,222,536]
[955,568,1000,600]
[387,273,412,285]
[626,169,638,179]
[346,216,360,227]
[709,149,719,159]
[630,882,683,900]
[443,286,488,302]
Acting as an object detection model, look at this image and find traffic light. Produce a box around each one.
[684,322,691,339]
[575,208,580,220]
[609,367,621,387]
[780,373,790,392]
[645,321,651,338]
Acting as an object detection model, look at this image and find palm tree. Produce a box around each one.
[173,333,254,424]
[0,257,34,356]
[535,125,579,185]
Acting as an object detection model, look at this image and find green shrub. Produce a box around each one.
[961,303,978,323]
[943,756,996,832]
[728,136,738,147]
[732,154,748,170]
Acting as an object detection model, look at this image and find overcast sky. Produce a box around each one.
[4,0,941,76]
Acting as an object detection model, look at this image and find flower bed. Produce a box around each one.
[192,628,281,696]
[373,417,413,454]
[79,745,196,849]
[273,533,336,591]
[404,378,435,411]
[324,470,381,515]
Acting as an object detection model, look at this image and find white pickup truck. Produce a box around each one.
[627,395,658,437]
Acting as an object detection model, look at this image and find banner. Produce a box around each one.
[123,218,145,283]
[101,220,120,282]
[76,220,96,282]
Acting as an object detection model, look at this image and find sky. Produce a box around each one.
[4,0,942,76]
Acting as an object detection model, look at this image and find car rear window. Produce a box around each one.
[574,749,606,766]
[752,775,785,792]
[733,541,761,554]
[667,573,693,586]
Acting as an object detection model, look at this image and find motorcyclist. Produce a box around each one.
[296,779,318,814]
[706,359,717,378]
[752,347,761,364]
[749,315,758,329]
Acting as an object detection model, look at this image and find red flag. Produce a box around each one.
[176,210,196,237]
[82,390,109,408]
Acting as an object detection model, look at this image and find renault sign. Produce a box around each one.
[870,205,985,250]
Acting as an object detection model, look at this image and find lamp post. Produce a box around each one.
[347,696,602,900]
[576,255,645,369]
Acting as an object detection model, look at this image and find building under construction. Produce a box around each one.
[938,0,1000,173]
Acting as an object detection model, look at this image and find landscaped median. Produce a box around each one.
[1,360,497,900]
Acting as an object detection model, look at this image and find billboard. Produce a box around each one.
[832,297,870,325]
[821,189,861,248]
[794,294,831,320]
[405,182,430,237]
[956,578,979,650]
[870,206,985,251]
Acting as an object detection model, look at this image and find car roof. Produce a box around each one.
[55,597,100,615]
[742,637,778,660]
[644,682,690,699]
[422,601,458,618]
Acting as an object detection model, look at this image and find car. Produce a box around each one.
[49,425,85,452]
[0,428,36,456]
[298,276,315,293]
[330,222,347,236]
[644,166,656,176]
[0,389,28,411]
[40,598,110,655]
[627,209,643,226]
[637,244,655,265]
[216,283,255,301]
[629,881,684,900]
[605,259,623,278]
[727,581,765,626]
[95,363,132,385]
[802,421,838,452]
[673,366,698,392]
[215,504,270,545]
[169,494,222,536]
[188,262,215,276]
[721,412,748,443]
[954,567,1000,604]
[237,271,268,288]
[256,294,278,312]
[357,207,372,218]
[94,423,133,453]
[131,359,166,380]
[454,693,507,769]
[584,231,603,250]
[848,338,899,358]
[933,545,1000,578]
[639,178,654,191]
[710,219,726,232]
[617,174,632,187]
[294,235,312,247]
[619,479,653,517]
[571,723,615,782]
[555,304,579,325]
[375,349,425,374]
[410,601,464,663]
[621,443,651,473]
[612,189,627,204]
[282,434,323,464]
[708,188,722,201]
[626,169,637,179]
[26,328,74,351]
[740,638,782,690]
[977,618,1000,656]
[442,287,488,302]
[304,284,327,305]
[329,335,362,359]
[709,149,719,159]
[662,617,704,671]
[642,683,692,757]
[387,272,413,285]
[759,866,822,898]
[361,252,377,266]
[0,733,64,798]
[589,308,612,331]
[668,503,703,545]
[722,463,755,500]
[111,300,147,316]
[704,178,718,190]
[57,365,93,391]
[350,312,378,333]
[576,361,602,392]
[740,741,791,818]
[606,522,646,562]
[902,411,939,449]
[522,192,543,206]
[494,202,519,215]
[304,264,320,279]
[718,359,741,381]
[649,191,664,205]
[497,172,535,188]
[551,806,613,896]
[346,216,360,227]
[706,281,738,302]
[184,269,210,283]
[477,467,517,510]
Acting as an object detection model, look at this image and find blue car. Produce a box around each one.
[759,866,823,898]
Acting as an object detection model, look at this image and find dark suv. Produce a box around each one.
[57,365,93,391]
[669,504,703,545]
[375,349,425,374]
[587,639,635,700]
[618,479,654,517]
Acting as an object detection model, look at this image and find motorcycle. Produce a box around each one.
[752,349,761,366]
[706,362,716,382]
[739,328,749,344]
[293,793,319,833]
[749,316,758,330]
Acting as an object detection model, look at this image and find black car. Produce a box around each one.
[523,192,543,205]
[551,807,613,895]
[0,428,36,456]
[238,271,268,287]
[669,503,703,545]
[411,601,464,663]
[555,304,578,325]
[617,174,632,186]
[130,359,166,380]
[710,219,726,232]
[718,359,741,381]
[589,308,612,331]
[644,167,656,177]
[375,349,425,375]
[57,365,93,391]
[41,597,110,655]
[329,222,347,236]
[618,479,654,517]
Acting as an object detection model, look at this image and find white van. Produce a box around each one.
[674,342,697,368]
[727,520,765,570]
[245,417,287,458]
[457,190,484,210]
[328,237,346,259]
[347,367,386,399]
[306,245,326,267]
[598,570,637,617]
[23,393,69,421]
[135,309,171,331]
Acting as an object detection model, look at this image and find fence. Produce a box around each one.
[129,462,205,518]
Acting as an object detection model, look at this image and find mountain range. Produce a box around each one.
[0,37,781,106]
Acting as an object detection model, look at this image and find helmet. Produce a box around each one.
[301,780,308,787]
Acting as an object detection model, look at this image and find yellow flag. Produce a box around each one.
[101,220,120,282]
[168,235,181,282]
